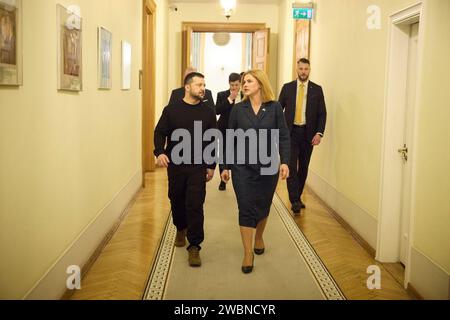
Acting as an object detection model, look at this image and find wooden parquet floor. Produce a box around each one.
[69,169,414,300]
[70,169,170,300]
[276,182,414,300]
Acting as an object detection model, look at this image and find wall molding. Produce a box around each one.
[409,247,450,300]
[307,170,450,300]
[24,169,143,300]
[307,171,378,250]
[407,283,424,300]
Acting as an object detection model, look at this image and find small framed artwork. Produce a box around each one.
[121,41,131,90]
[293,19,311,77]
[0,0,22,86]
[98,26,112,89]
[57,4,82,91]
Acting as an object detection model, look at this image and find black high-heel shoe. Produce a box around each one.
[241,254,254,274]
[254,247,265,255]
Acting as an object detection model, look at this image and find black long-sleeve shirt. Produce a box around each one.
[154,100,217,170]
[169,87,215,113]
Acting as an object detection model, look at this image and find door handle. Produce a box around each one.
[398,144,408,162]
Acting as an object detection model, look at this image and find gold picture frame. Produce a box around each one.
[293,19,311,77]
[57,4,82,91]
[0,0,22,86]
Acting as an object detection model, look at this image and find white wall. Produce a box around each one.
[278,0,450,279]
[154,0,169,122]
[0,0,143,299]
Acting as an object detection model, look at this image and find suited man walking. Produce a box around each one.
[279,58,327,215]
[215,72,243,191]
[169,67,215,112]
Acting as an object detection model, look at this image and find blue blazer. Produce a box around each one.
[224,100,290,170]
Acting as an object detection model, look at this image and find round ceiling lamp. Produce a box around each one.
[213,32,231,46]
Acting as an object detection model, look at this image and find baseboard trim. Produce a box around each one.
[24,169,143,300]
[409,246,450,300]
[306,185,376,258]
[407,283,424,300]
[306,171,378,252]
[61,182,143,301]
[307,171,450,300]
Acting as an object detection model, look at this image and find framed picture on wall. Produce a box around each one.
[121,41,131,90]
[98,26,112,89]
[293,19,311,77]
[0,0,22,86]
[57,4,82,91]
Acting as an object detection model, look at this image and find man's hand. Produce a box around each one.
[280,164,290,180]
[228,89,239,103]
[312,134,322,146]
[221,170,230,183]
[206,169,215,182]
[156,154,170,168]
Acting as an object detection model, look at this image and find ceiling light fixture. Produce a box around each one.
[220,0,236,20]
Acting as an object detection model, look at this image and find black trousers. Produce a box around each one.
[168,166,206,249]
[287,126,313,204]
[218,128,227,176]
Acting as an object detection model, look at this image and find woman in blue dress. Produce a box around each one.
[221,69,290,274]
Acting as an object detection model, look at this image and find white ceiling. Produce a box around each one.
[169,0,281,4]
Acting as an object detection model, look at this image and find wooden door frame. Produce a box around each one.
[142,0,156,185]
[377,2,424,289]
[181,22,267,85]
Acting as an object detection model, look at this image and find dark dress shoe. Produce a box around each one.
[254,248,265,255]
[241,254,254,274]
[291,202,301,214]
[219,181,226,191]
[300,200,306,209]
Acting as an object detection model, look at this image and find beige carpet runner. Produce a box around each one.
[144,175,345,300]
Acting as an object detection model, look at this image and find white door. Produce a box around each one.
[399,22,419,265]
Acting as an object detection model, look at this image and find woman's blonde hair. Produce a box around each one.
[242,69,275,103]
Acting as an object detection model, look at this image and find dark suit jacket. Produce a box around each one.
[169,87,215,112]
[215,89,242,131]
[224,100,291,170]
[278,80,327,142]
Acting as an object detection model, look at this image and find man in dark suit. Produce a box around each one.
[169,68,215,112]
[215,72,243,191]
[279,58,327,215]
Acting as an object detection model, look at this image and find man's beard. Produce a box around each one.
[299,74,309,82]
[191,92,205,102]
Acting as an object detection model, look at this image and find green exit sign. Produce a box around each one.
[293,8,313,20]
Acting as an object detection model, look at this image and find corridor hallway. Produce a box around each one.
[69,170,414,300]
[1,0,449,301]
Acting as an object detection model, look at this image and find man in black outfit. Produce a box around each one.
[215,72,243,191]
[279,58,327,216]
[169,67,216,112]
[154,72,217,267]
